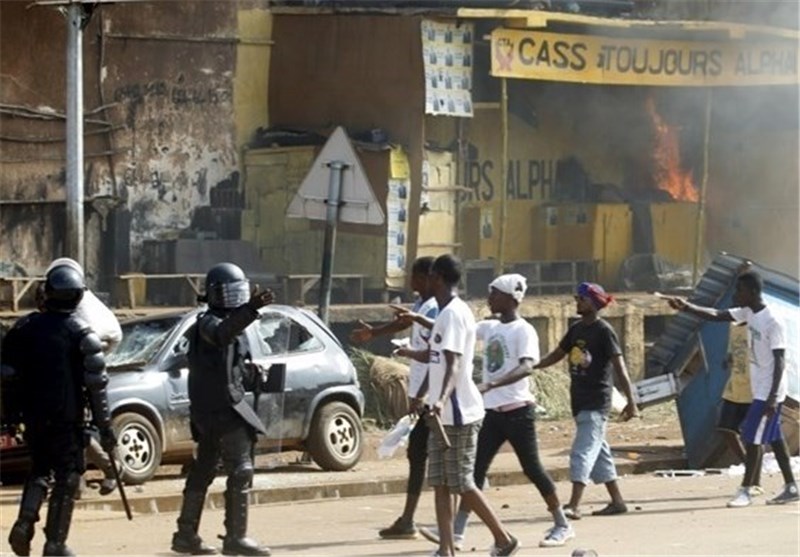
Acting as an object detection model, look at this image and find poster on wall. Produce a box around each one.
[386,147,411,289]
[422,20,474,117]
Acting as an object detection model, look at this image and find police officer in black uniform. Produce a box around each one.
[2,265,116,557]
[171,263,273,557]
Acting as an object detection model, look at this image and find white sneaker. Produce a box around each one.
[539,524,576,547]
[419,526,465,551]
[727,487,752,508]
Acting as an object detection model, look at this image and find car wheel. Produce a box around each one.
[307,401,363,471]
[111,412,162,485]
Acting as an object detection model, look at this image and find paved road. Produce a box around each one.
[2,473,797,556]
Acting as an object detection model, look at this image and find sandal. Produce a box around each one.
[591,502,628,516]
[562,505,582,520]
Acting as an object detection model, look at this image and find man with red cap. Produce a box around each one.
[533,282,639,519]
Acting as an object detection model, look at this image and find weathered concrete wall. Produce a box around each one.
[99,2,241,271]
[0,291,667,382]
[0,1,272,284]
[310,293,672,382]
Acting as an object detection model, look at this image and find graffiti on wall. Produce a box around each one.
[113,79,233,107]
[110,73,238,268]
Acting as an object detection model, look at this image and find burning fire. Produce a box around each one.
[645,96,698,202]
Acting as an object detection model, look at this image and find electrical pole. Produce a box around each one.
[65,1,91,267]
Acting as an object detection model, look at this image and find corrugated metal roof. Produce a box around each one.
[456,7,799,39]
[268,2,798,41]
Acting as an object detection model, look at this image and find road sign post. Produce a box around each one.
[287,127,385,324]
[319,161,347,324]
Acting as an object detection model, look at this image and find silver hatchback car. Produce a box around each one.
[104,305,365,484]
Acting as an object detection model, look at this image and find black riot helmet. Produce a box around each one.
[44,264,86,312]
[204,262,250,310]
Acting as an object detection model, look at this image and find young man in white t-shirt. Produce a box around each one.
[420,273,574,549]
[349,256,439,539]
[395,255,519,557]
[666,270,798,507]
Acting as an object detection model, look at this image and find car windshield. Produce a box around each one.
[106,316,183,370]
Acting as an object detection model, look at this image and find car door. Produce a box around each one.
[162,327,193,446]
[248,309,326,446]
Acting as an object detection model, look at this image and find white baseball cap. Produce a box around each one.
[489,273,527,302]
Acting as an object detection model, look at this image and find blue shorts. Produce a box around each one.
[570,410,617,485]
[740,399,784,445]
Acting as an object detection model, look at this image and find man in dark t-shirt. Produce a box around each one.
[563,318,618,418]
[534,282,639,520]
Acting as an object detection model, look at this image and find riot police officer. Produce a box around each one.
[171,263,273,557]
[2,264,116,556]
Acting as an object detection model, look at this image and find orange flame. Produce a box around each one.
[645,96,698,202]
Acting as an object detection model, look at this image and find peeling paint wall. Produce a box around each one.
[98,2,241,271]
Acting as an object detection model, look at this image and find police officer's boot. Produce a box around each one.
[221,490,270,556]
[8,477,48,556]
[171,490,217,555]
[42,472,79,557]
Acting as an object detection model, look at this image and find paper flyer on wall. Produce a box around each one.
[422,19,474,117]
[387,148,410,287]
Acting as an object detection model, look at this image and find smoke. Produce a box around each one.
[639,0,799,30]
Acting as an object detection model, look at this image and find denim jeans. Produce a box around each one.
[570,409,617,485]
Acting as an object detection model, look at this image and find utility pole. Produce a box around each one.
[65,1,91,267]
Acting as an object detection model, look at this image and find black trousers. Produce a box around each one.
[406,416,430,496]
[474,405,556,498]
[27,422,85,486]
[185,409,255,494]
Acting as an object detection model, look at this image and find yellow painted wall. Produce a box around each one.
[241,146,387,289]
[460,203,536,263]
[425,85,646,274]
[234,9,272,151]
[531,204,632,285]
[650,202,698,265]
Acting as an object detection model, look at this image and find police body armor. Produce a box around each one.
[3,264,112,557]
[186,308,267,436]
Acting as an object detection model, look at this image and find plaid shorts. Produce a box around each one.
[427,420,481,493]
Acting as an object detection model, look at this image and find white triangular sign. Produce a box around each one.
[287,127,385,225]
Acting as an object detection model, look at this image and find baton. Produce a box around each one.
[109,456,133,521]
[428,412,451,449]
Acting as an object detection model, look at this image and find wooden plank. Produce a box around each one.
[0,276,44,312]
